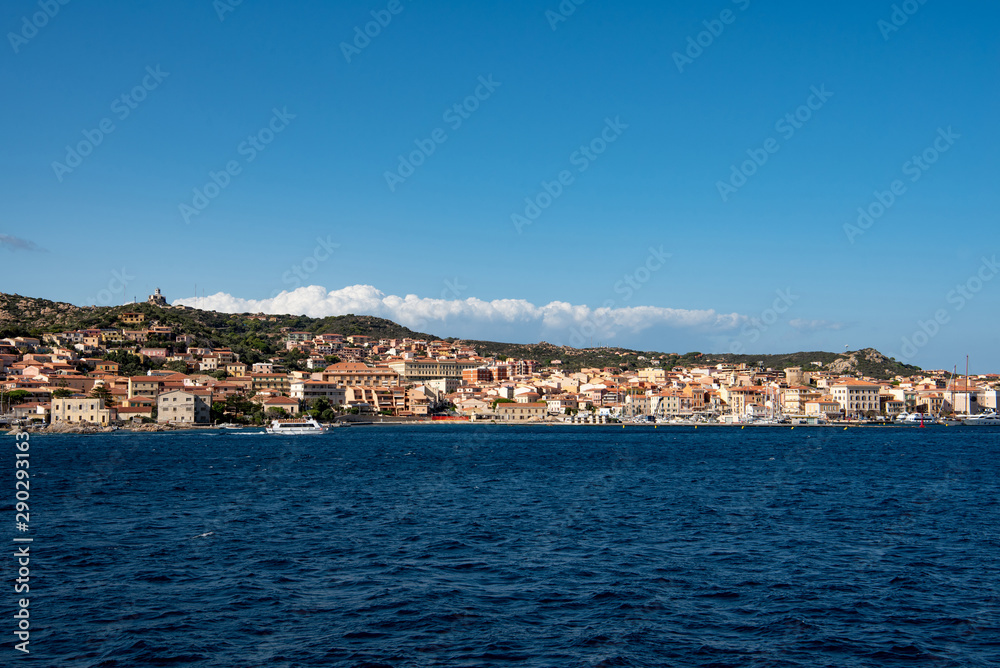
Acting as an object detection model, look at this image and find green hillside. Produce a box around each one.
[0,293,921,379]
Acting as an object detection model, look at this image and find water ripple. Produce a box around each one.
[28,426,1000,666]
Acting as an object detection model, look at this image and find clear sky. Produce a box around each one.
[1,0,998,371]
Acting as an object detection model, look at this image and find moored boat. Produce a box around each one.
[964,412,1000,426]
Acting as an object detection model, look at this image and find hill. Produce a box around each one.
[701,348,921,380]
[0,293,432,365]
[0,292,921,378]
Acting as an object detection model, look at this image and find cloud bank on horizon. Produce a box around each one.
[173,285,747,345]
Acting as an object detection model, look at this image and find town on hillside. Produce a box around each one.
[1,289,998,429]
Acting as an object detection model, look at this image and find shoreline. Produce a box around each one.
[358,421,961,429]
[1,421,976,435]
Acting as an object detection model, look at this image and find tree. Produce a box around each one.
[225,394,257,423]
[6,390,30,405]
[52,388,74,399]
[282,348,307,371]
[90,385,113,408]
[309,397,331,417]
[103,349,151,377]
[164,361,189,374]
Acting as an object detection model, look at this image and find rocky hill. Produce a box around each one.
[703,348,921,380]
[0,293,89,333]
[825,348,913,378]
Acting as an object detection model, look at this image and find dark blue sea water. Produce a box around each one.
[19,425,1000,666]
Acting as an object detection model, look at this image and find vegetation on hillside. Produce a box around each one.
[0,293,921,379]
[1,294,432,359]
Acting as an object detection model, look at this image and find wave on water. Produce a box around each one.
[32,426,1000,666]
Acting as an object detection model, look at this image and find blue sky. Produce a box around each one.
[1,0,998,371]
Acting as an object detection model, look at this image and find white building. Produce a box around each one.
[157,390,211,424]
[831,381,880,417]
[424,377,461,396]
[290,380,347,406]
[51,396,112,425]
[943,388,998,415]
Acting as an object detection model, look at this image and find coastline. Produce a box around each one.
[3,421,974,435]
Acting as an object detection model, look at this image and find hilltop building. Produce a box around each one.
[148,288,167,306]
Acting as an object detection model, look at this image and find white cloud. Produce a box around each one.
[173,284,746,344]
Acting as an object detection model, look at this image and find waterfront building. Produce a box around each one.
[156,390,211,424]
[831,380,880,417]
[51,396,113,425]
[263,396,300,415]
[782,386,822,415]
[495,402,546,422]
[805,400,842,418]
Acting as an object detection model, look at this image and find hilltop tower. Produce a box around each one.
[148,288,167,306]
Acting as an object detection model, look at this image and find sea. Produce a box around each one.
[18,425,1000,667]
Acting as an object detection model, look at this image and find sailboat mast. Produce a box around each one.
[951,365,957,416]
[966,355,970,416]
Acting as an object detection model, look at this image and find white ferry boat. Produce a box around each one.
[895,413,937,425]
[264,418,329,435]
[964,412,1000,426]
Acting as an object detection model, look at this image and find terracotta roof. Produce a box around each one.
[263,397,298,404]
